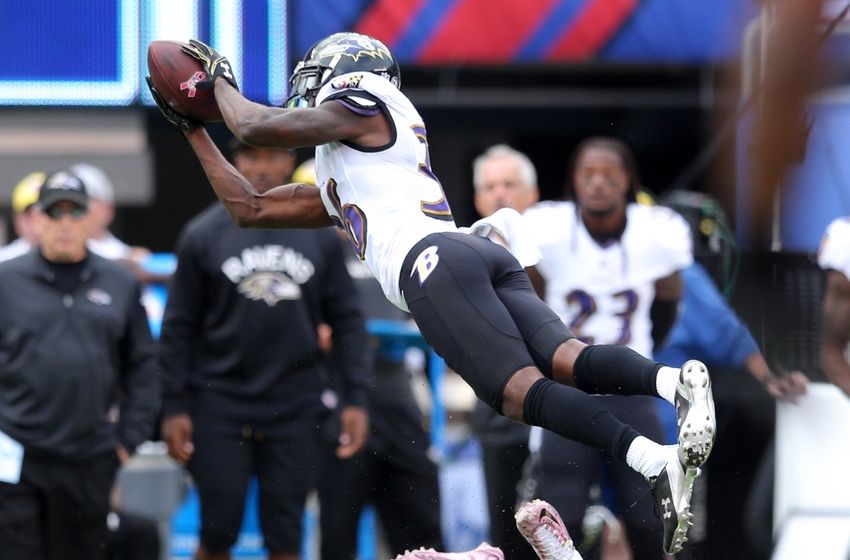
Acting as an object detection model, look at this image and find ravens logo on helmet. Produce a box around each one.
[285,32,400,109]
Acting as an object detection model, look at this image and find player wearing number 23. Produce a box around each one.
[149,33,717,555]
[525,141,692,355]
[522,137,693,557]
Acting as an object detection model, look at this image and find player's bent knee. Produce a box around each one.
[502,366,546,422]
[551,338,587,386]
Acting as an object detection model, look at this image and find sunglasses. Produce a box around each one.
[45,205,87,221]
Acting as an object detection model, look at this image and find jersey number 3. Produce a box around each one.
[412,125,453,221]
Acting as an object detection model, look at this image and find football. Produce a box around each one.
[147,40,223,122]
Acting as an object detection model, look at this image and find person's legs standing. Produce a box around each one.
[318,439,374,559]
[480,441,537,560]
[605,396,665,559]
[257,413,322,560]
[0,457,47,560]
[42,451,120,560]
[106,511,161,560]
[535,430,600,559]
[189,414,254,560]
[372,403,443,555]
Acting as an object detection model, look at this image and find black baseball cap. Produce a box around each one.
[38,171,89,210]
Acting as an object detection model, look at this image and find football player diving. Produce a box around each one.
[147,33,716,556]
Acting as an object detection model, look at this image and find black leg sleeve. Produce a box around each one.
[523,378,639,462]
[572,344,663,398]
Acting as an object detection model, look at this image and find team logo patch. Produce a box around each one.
[411,245,440,286]
[238,272,301,306]
[180,71,207,98]
[86,288,112,306]
[44,172,84,191]
[331,74,363,90]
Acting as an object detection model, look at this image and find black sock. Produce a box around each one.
[523,378,639,461]
[572,344,662,397]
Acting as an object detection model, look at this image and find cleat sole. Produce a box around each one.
[678,361,716,469]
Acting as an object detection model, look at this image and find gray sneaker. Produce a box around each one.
[676,360,716,468]
[650,449,700,555]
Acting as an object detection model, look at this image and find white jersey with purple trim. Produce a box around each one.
[314,72,456,310]
[818,217,850,280]
[459,207,541,268]
[524,201,693,357]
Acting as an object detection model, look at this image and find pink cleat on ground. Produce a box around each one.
[515,499,583,560]
[392,542,505,560]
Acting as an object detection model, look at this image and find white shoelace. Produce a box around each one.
[532,524,573,560]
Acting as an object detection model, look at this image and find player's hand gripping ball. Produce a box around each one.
[146,40,224,122]
[180,39,239,91]
[145,77,199,133]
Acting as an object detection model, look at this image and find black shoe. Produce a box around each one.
[676,360,716,468]
[650,452,699,555]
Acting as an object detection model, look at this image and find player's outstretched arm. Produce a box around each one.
[147,73,333,229]
[184,127,333,229]
[213,80,385,149]
[821,269,850,397]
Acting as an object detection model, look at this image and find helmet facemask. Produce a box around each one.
[285,60,330,108]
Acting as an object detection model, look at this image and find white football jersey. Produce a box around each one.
[314,72,457,310]
[459,207,541,268]
[818,217,850,280]
[524,201,693,357]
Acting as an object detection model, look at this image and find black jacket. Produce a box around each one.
[0,251,160,459]
[159,205,371,420]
